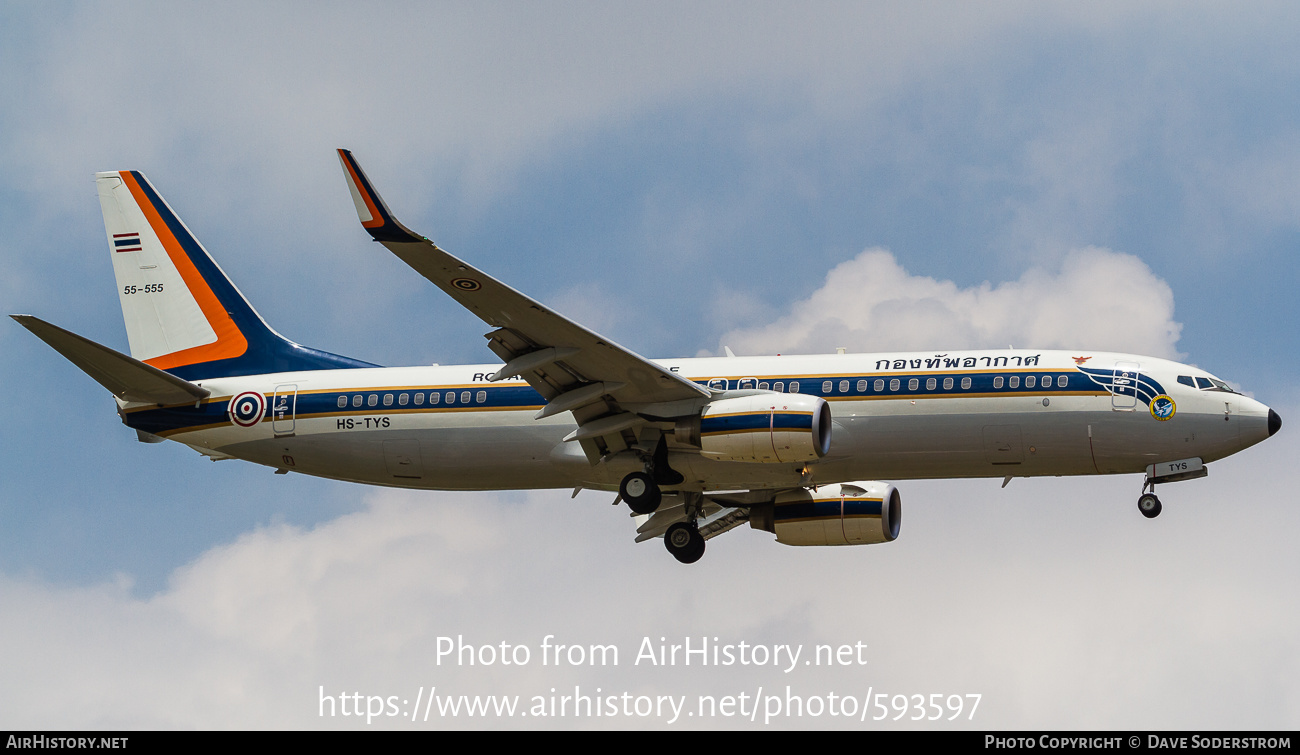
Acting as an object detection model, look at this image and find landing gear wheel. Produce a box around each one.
[1138,493,1162,519]
[620,471,662,515]
[664,522,705,564]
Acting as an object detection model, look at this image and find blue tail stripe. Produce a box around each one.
[128,173,379,380]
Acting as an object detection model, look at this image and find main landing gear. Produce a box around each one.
[617,435,701,562]
[619,471,661,515]
[617,434,683,516]
[664,521,706,564]
[618,471,706,563]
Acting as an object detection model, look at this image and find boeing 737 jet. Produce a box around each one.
[13,150,1282,563]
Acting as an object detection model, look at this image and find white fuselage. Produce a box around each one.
[123,349,1274,492]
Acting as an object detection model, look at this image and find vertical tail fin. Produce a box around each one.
[95,171,376,380]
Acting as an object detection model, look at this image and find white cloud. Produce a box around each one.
[719,247,1182,359]
[1,415,1296,729]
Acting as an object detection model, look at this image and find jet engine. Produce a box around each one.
[749,482,901,546]
[678,393,831,463]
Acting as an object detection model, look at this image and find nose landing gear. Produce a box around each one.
[1137,492,1162,519]
[1137,474,1163,518]
[1134,457,1208,519]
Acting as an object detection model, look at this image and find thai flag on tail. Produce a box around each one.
[113,232,141,252]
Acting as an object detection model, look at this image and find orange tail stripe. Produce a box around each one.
[120,172,248,370]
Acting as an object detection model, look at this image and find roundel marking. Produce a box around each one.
[229,391,267,428]
[1150,394,1176,421]
[451,277,482,291]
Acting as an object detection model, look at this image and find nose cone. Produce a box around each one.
[1269,408,1282,437]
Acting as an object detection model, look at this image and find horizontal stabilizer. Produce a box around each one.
[12,315,210,405]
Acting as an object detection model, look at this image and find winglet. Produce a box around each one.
[336,149,423,243]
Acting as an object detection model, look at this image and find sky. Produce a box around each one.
[1,1,1298,730]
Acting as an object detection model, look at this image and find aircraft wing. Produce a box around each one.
[337,150,709,456]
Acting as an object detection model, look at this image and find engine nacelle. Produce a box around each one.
[749,482,901,546]
[686,393,831,463]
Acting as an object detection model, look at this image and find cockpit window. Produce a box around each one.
[1192,375,1237,393]
[1177,375,1195,387]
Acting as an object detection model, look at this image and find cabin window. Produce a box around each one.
[774,382,784,392]
[739,378,757,390]
[993,376,1004,389]
[908,378,919,391]
[889,379,900,392]
[337,396,347,408]
[759,382,769,390]
[926,378,937,390]
[874,379,885,392]
[383,394,394,406]
[446,392,455,404]
[943,377,953,390]
[790,381,801,393]
[352,395,363,408]
[708,378,727,390]
[1009,376,1019,389]
[838,380,849,393]
[857,379,868,392]
[1057,375,1068,388]
[476,391,487,403]
[398,393,409,406]
[414,393,425,405]
[460,391,471,404]
[822,381,833,394]
[961,377,972,389]
[1025,376,1036,388]
[368,394,378,407]
[429,392,440,404]
[1178,375,1195,387]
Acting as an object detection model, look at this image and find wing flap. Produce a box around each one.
[632,496,750,542]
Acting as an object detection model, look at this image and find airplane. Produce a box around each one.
[13,150,1282,564]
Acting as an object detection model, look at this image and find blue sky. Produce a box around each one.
[2,2,1298,728]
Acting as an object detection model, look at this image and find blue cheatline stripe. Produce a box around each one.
[127,172,379,381]
[775,499,883,522]
[701,412,812,436]
[121,369,1110,436]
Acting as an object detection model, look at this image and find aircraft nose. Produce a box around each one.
[1269,408,1282,437]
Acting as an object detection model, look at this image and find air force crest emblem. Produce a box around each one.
[1150,395,1176,421]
